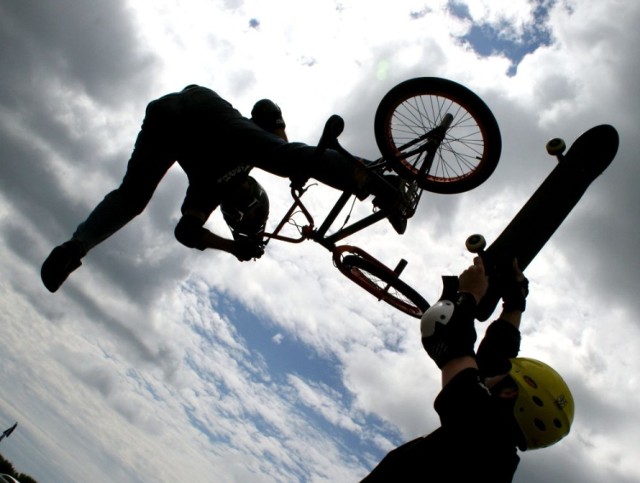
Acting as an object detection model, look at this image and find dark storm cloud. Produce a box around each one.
[0,0,159,107]
[54,282,182,381]
[0,1,637,481]
[0,0,188,309]
[0,0,161,246]
[515,449,635,483]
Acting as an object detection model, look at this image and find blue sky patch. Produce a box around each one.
[211,292,405,462]
[448,0,553,75]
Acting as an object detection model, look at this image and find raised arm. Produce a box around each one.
[421,257,488,387]
[175,210,264,261]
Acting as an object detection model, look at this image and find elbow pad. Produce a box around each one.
[175,215,207,250]
[421,293,478,369]
[476,319,522,377]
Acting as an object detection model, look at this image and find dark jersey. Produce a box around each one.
[362,319,522,483]
[123,84,360,218]
[125,85,266,216]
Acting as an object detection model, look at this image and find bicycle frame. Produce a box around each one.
[260,121,428,318]
[263,168,417,250]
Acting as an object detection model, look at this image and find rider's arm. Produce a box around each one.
[175,211,263,261]
[476,259,528,379]
[421,258,488,387]
[440,281,482,387]
[476,319,522,380]
[441,356,478,388]
[175,211,228,251]
[497,259,528,330]
[497,309,522,330]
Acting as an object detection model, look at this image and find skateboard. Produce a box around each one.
[465,124,619,321]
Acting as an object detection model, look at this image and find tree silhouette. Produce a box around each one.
[0,453,38,483]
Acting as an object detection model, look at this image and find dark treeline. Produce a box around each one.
[0,453,38,483]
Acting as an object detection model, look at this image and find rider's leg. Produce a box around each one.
[252,142,409,233]
[41,94,181,292]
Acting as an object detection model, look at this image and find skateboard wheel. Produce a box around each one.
[465,234,486,253]
[546,138,566,155]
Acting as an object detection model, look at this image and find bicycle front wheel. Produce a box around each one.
[375,77,501,193]
[336,252,428,318]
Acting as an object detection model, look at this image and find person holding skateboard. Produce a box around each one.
[41,85,408,293]
[362,258,574,482]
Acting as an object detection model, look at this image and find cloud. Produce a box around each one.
[0,0,158,106]
[0,1,639,482]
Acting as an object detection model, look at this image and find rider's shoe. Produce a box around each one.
[348,157,410,234]
[372,174,410,235]
[387,211,408,235]
[41,240,83,293]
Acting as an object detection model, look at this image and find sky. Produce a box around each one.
[0,0,639,482]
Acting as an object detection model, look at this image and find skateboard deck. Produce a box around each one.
[469,124,619,321]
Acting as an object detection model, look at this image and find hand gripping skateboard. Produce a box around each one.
[466,124,619,321]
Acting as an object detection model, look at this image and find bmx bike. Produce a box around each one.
[263,77,502,318]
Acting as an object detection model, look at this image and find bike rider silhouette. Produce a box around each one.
[41,85,408,292]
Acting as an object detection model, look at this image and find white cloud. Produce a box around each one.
[0,0,639,482]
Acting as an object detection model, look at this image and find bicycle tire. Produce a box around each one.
[374,77,501,194]
[338,254,429,318]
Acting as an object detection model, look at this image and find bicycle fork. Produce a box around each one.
[418,112,454,178]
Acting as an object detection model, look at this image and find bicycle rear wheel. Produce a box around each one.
[375,77,501,194]
[334,249,429,318]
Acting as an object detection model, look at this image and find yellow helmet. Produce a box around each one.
[509,358,574,450]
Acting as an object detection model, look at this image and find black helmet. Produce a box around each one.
[251,99,286,132]
[221,176,269,240]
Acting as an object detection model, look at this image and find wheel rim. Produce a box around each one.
[382,91,490,185]
[346,263,423,317]
[350,267,422,314]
